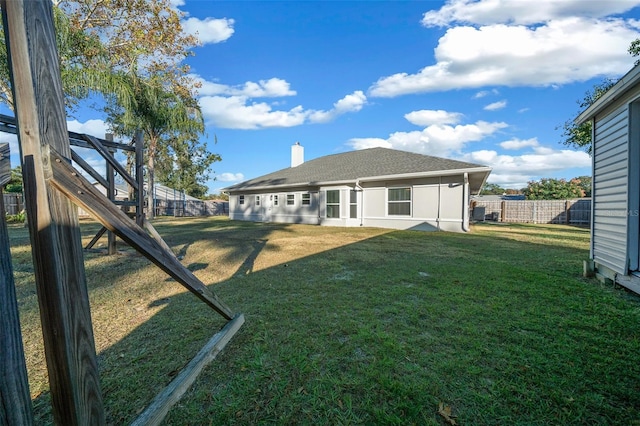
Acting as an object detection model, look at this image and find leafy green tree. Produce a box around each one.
[523,178,583,200]
[106,72,209,218]
[156,133,221,199]
[3,166,23,193]
[480,183,506,195]
[573,175,592,197]
[629,39,640,66]
[561,38,640,154]
[559,79,616,155]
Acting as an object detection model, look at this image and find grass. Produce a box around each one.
[7,217,640,424]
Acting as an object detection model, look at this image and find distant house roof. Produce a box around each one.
[223,147,491,193]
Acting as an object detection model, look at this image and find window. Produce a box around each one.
[388,187,411,216]
[326,190,340,218]
[287,194,295,205]
[255,195,261,206]
[302,193,311,205]
[273,195,279,206]
[239,195,245,205]
[350,190,358,219]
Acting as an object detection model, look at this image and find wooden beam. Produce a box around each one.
[0,188,33,425]
[85,226,107,250]
[0,143,9,186]
[0,113,136,152]
[131,314,245,426]
[71,148,108,188]
[135,130,145,226]
[49,147,235,320]
[81,134,138,191]
[106,134,116,255]
[1,1,105,424]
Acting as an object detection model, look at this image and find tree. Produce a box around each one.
[559,79,616,155]
[106,72,208,218]
[573,175,592,197]
[3,166,23,193]
[523,178,583,200]
[629,39,640,66]
[156,133,221,199]
[0,0,199,111]
[561,38,640,154]
[480,183,506,195]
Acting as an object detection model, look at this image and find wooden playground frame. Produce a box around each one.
[0,2,244,424]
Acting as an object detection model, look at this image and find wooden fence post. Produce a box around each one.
[135,130,145,226]
[105,133,116,255]
[0,143,33,425]
[1,1,105,424]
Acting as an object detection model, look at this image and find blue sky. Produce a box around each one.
[4,0,640,194]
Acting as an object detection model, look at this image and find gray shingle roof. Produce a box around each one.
[223,148,490,192]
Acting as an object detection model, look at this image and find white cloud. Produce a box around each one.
[308,91,367,123]
[349,119,507,157]
[369,15,640,97]
[484,100,507,111]
[182,17,235,45]
[200,96,307,129]
[66,119,110,136]
[193,75,296,97]
[195,74,367,129]
[473,89,499,99]
[421,0,640,27]
[404,109,463,126]
[463,147,591,187]
[499,137,539,150]
[217,172,245,182]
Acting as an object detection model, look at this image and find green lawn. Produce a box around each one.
[8,218,640,425]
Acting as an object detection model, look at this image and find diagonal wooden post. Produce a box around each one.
[1,1,105,424]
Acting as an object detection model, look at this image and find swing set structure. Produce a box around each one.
[0,1,244,424]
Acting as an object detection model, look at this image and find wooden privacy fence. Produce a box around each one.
[2,192,23,215]
[472,199,591,225]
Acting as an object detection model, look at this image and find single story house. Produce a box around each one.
[222,144,491,232]
[576,62,640,294]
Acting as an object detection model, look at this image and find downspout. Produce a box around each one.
[462,172,470,232]
[356,179,364,226]
[437,177,441,231]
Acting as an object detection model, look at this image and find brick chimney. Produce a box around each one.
[291,142,304,167]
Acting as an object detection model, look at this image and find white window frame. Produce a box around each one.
[326,189,340,218]
[255,195,261,206]
[287,194,295,205]
[239,195,245,205]
[387,187,411,216]
[302,193,311,205]
[273,194,279,206]
[349,190,358,219]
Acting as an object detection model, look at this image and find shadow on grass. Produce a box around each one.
[16,218,640,425]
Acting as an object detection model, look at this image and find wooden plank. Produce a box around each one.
[135,130,145,226]
[0,189,33,425]
[71,148,108,188]
[143,218,175,256]
[131,314,245,426]
[85,226,107,250]
[0,113,136,152]
[0,143,9,186]
[106,137,117,255]
[1,1,105,424]
[81,134,138,191]
[49,147,234,320]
